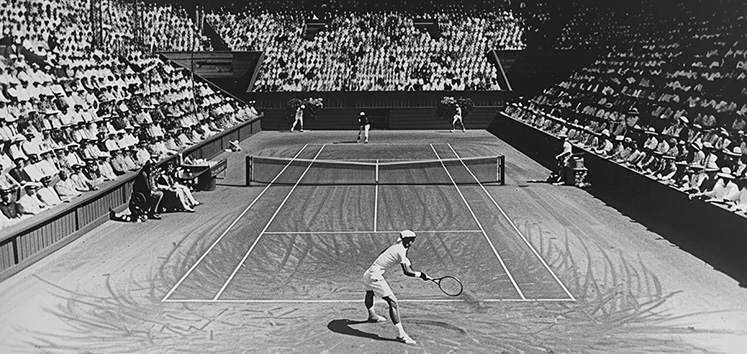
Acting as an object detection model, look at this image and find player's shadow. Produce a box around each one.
[327,319,400,342]
[332,140,360,144]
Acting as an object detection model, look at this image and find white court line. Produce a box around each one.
[447,144,576,302]
[212,144,327,301]
[374,160,378,232]
[430,144,526,300]
[161,144,310,302]
[162,298,574,303]
[262,230,483,235]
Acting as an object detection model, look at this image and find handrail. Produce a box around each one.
[498,111,747,221]
[0,172,137,242]
[0,116,260,249]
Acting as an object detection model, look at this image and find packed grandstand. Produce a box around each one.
[1,0,746,227]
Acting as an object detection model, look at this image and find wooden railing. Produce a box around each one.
[0,116,262,281]
[488,112,747,275]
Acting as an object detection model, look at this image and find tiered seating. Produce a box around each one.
[505,3,747,215]
[2,51,258,230]
[207,7,524,91]
[99,1,212,54]
[0,0,261,229]
[554,3,618,50]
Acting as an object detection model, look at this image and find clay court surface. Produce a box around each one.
[1,130,746,353]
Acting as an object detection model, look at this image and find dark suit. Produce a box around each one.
[132,167,162,215]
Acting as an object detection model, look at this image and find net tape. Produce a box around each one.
[248,155,504,185]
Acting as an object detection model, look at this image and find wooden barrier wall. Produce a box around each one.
[0,117,262,281]
[489,112,747,271]
[260,107,501,131]
[247,91,513,110]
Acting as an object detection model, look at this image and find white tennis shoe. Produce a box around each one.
[397,334,416,344]
[366,314,387,323]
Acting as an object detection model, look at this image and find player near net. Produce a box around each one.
[362,230,432,344]
[290,104,304,132]
[357,111,370,143]
[451,103,466,132]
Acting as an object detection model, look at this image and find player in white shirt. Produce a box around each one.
[451,104,465,132]
[290,105,305,132]
[362,230,432,344]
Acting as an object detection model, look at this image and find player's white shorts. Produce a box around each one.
[363,267,393,297]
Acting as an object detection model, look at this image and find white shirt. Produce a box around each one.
[368,241,410,275]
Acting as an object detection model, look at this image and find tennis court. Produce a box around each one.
[3,131,747,354]
[163,143,573,303]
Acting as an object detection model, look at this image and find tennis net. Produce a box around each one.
[246,155,505,185]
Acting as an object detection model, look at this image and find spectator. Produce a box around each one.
[36,175,63,207]
[54,170,82,202]
[155,162,198,213]
[132,160,162,220]
[690,167,741,203]
[17,181,48,215]
[69,163,99,192]
[0,187,23,222]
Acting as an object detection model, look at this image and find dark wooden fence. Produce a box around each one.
[0,117,262,281]
[489,112,747,277]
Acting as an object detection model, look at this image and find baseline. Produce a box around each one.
[162,298,576,304]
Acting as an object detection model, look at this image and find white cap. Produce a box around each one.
[400,230,416,239]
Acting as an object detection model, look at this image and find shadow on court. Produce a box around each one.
[586,186,747,288]
[327,319,401,342]
[332,140,361,144]
[215,182,249,188]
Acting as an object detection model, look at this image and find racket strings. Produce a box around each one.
[438,277,463,296]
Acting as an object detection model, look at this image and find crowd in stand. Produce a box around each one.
[553,4,617,50]
[207,8,523,91]
[505,4,747,215]
[0,0,92,59]
[0,0,209,64]
[0,0,262,229]
[0,50,260,229]
[100,0,212,54]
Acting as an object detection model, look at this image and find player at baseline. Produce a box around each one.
[357,111,370,143]
[451,104,466,132]
[362,230,432,344]
[290,105,304,132]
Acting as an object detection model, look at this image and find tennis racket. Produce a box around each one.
[430,276,463,296]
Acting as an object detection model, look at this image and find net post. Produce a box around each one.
[375,159,379,184]
[500,155,505,185]
[246,155,252,186]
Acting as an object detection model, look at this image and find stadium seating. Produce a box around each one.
[206,7,524,92]
[0,1,258,231]
[504,2,747,217]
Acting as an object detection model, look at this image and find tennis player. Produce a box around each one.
[290,105,304,132]
[553,135,573,185]
[451,104,465,132]
[357,111,370,143]
[362,230,432,344]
